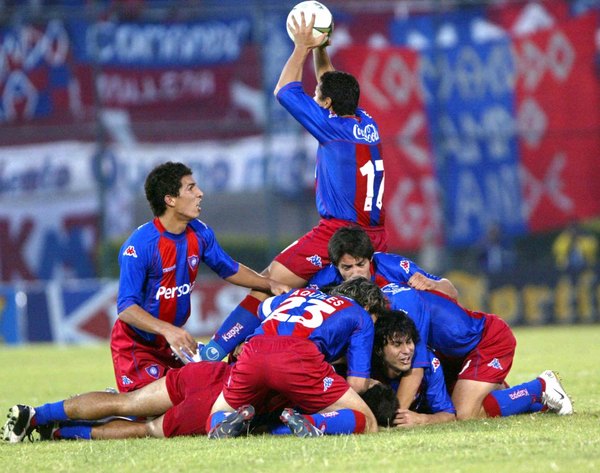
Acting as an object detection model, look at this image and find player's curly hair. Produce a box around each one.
[328,226,375,266]
[328,277,388,314]
[373,309,420,359]
[319,70,360,116]
[144,162,193,216]
[360,383,399,427]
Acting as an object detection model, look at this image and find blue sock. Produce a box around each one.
[34,401,68,426]
[55,424,92,440]
[529,402,545,413]
[308,409,366,434]
[483,379,544,417]
[200,295,262,361]
[269,423,292,435]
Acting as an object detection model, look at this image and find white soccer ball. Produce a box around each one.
[286,1,334,44]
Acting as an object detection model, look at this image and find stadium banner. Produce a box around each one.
[0,135,315,282]
[333,46,442,252]
[0,277,248,345]
[1,267,598,345]
[0,142,99,282]
[67,17,262,123]
[67,18,253,67]
[0,19,74,123]
[420,37,525,248]
[0,16,262,126]
[513,13,600,231]
[0,285,20,344]
[387,9,528,249]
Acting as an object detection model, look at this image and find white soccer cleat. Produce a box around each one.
[3,405,36,443]
[539,370,573,416]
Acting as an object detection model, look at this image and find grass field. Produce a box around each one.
[0,325,599,473]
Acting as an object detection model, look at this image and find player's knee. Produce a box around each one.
[455,407,480,421]
[145,418,165,438]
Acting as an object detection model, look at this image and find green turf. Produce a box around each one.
[0,325,599,473]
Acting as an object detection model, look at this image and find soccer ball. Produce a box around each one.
[286,1,334,44]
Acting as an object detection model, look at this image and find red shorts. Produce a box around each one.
[110,320,184,393]
[162,362,230,437]
[439,314,516,390]
[274,218,387,280]
[223,336,351,414]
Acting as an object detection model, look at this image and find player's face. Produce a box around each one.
[381,334,415,375]
[174,175,203,220]
[336,254,371,281]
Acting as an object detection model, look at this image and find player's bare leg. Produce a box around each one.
[451,379,503,420]
[89,419,150,440]
[64,377,173,420]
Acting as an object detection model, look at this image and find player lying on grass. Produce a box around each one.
[307,225,459,409]
[207,277,388,438]
[363,311,573,427]
[3,360,232,442]
[301,225,573,420]
[2,278,387,442]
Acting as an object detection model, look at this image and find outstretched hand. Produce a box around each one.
[288,11,328,49]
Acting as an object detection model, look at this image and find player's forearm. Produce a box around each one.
[396,409,456,427]
[274,46,312,95]
[226,264,271,292]
[347,376,370,394]
[313,46,334,79]
[118,304,174,336]
[435,279,458,300]
[396,368,424,409]
[419,411,456,425]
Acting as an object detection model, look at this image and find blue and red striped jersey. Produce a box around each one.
[308,252,441,290]
[254,288,374,379]
[307,252,442,371]
[117,217,238,342]
[384,287,487,359]
[375,349,455,415]
[277,82,385,226]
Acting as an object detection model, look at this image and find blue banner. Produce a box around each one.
[67,17,253,67]
[0,286,19,344]
[391,12,526,247]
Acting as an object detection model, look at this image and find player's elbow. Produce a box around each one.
[347,376,370,394]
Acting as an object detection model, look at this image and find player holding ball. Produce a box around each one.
[199,2,388,361]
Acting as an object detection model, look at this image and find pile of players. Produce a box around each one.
[3,11,572,443]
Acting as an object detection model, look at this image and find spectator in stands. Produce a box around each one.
[552,221,598,274]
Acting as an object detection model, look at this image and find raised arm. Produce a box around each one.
[274,12,328,95]
[313,43,335,81]
[408,273,458,300]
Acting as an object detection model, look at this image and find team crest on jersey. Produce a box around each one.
[123,245,138,258]
[121,375,133,385]
[488,358,503,370]
[306,255,323,268]
[323,377,333,392]
[145,364,161,379]
[399,259,411,273]
[431,357,441,372]
[188,254,199,270]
